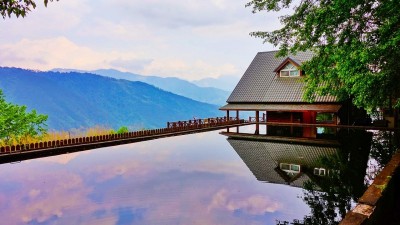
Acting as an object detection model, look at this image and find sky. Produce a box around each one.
[0,0,286,81]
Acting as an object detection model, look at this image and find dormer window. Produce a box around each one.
[280,163,301,175]
[280,63,300,77]
[273,57,302,77]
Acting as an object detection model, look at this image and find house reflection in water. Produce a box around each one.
[224,126,374,224]
[227,137,339,188]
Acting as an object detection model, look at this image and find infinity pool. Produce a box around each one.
[0,126,397,225]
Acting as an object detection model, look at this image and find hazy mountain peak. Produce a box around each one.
[51,68,229,105]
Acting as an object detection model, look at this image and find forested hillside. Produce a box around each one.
[0,67,221,130]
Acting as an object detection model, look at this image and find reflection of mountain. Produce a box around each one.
[228,138,339,188]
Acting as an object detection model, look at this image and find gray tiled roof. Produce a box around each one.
[227,51,336,103]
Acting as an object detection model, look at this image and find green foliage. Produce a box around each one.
[0,0,57,18]
[316,113,334,122]
[247,0,400,111]
[116,126,129,134]
[0,90,48,145]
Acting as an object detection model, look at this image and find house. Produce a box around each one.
[220,51,359,134]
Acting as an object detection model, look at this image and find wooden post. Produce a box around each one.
[290,112,293,135]
[236,110,239,133]
[227,110,230,132]
[265,111,268,135]
[333,113,338,125]
[255,111,259,135]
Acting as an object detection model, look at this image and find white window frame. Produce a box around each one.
[314,168,326,176]
[280,163,301,173]
[280,62,300,77]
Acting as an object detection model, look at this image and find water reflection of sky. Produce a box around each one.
[0,130,311,225]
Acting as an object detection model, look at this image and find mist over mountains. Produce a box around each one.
[52,68,231,106]
[192,75,240,92]
[0,67,222,131]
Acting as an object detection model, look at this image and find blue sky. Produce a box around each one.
[0,0,286,81]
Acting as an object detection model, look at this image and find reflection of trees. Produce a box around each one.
[301,171,351,224]
[278,129,375,225]
[298,153,351,225]
[370,131,398,167]
[366,131,399,184]
[303,130,373,224]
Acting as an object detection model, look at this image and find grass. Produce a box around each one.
[0,126,116,147]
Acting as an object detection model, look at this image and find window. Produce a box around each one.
[280,62,300,77]
[314,168,326,176]
[280,163,301,173]
[314,168,340,176]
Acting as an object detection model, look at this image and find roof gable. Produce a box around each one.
[273,57,301,72]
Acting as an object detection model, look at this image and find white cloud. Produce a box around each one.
[0,0,283,80]
[0,37,145,72]
[141,58,238,79]
[208,189,282,215]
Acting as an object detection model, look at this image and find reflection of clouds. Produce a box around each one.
[208,189,282,215]
[36,151,88,165]
[3,171,94,225]
[0,130,308,224]
[191,160,251,177]
[87,161,151,183]
[28,189,41,199]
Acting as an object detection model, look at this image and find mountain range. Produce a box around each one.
[192,75,240,92]
[52,68,231,105]
[0,67,222,131]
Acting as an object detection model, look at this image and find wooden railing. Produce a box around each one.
[248,116,266,123]
[0,117,243,155]
[167,117,239,129]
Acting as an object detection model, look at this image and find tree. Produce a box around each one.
[1,0,55,144]
[0,0,57,18]
[0,90,48,145]
[246,0,400,111]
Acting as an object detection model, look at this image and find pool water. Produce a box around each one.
[0,126,397,225]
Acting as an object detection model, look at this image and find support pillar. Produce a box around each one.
[227,110,230,132]
[265,111,268,135]
[333,114,338,125]
[236,110,240,133]
[290,112,294,135]
[255,111,259,135]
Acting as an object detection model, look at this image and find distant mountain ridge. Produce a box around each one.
[192,75,240,92]
[52,68,230,106]
[0,67,221,130]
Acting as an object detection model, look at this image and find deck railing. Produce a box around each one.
[248,116,266,123]
[167,117,239,129]
[0,117,243,155]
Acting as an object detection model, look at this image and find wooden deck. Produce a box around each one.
[0,118,246,164]
[0,119,397,164]
[247,121,400,131]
